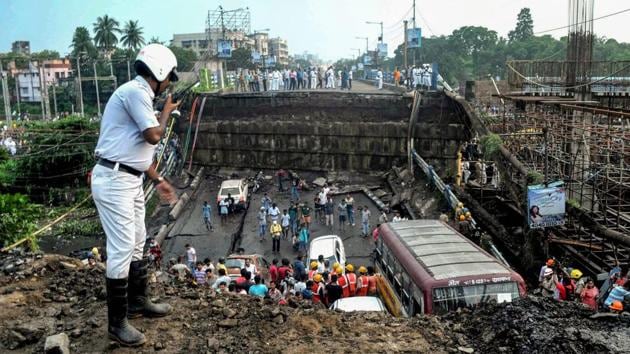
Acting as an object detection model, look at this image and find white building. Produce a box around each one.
[15,59,72,102]
[171,32,209,57]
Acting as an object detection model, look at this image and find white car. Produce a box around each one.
[217,179,248,212]
[308,235,346,270]
[330,297,387,313]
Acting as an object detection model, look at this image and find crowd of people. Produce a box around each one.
[236,66,354,93]
[537,258,630,313]
[460,139,499,188]
[166,252,379,307]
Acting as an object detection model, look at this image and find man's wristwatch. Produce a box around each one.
[153,176,165,186]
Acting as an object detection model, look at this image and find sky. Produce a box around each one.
[2,0,630,62]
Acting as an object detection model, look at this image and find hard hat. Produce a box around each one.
[570,269,583,279]
[465,212,471,217]
[610,300,624,311]
[457,202,464,208]
[135,44,178,82]
[335,265,343,274]
[261,207,266,210]
[459,215,466,221]
[345,264,354,272]
[544,268,553,276]
[358,266,367,274]
[310,261,318,270]
[313,274,323,283]
[546,259,555,267]
[332,262,340,269]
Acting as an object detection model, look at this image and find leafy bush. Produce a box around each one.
[480,133,503,159]
[0,193,41,248]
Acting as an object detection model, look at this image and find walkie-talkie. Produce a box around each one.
[156,81,200,111]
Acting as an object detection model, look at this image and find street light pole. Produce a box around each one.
[77,55,84,117]
[355,37,368,54]
[366,21,383,43]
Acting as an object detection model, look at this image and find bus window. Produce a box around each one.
[432,282,519,314]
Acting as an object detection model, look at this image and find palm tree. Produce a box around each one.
[93,15,121,51]
[70,26,96,57]
[121,20,145,51]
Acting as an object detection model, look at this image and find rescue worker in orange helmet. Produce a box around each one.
[356,266,369,296]
[308,261,318,280]
[344,264,357,297]
[311,273,326,304]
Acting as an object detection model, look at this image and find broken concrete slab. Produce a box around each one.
[44,332,70,354]
[312,177,327,187]
[169,193,190,221]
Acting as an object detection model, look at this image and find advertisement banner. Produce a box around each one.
[377,43,388,57]
[527,183,566,229]
[266,55,277,67]
[407,27,422,48]
[217,40,232,58]
[251,50,261,63]
[357,63,364,70]
[363,55,372,65]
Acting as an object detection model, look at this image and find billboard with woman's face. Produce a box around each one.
[527,183,566,229]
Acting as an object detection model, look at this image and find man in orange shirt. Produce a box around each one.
[393,67,401,87]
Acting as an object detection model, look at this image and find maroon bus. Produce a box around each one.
[375,220,526,315]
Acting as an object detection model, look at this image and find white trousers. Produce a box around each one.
[91,164,146,279]
[378,79,383,89]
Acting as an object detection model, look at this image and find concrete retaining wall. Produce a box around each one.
[185,91,469,173]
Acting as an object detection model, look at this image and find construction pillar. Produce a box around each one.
[77,56,84,117]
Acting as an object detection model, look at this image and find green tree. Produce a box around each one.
[70,26,97,58]
[451,26,499,79]
[226,47,253,70]
[93,15,121,51]
[120,20,145,51]
[31,50,61,61]
[0,193,41,248]
[508,8,534,42]
[168,46,198,71]
[149,36,165,45]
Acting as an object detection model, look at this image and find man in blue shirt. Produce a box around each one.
[293,255,306,281]
[604,280,630,309]
[202,201,212,231]
[248,275,268,298]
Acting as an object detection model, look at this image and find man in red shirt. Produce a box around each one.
[269,258,279,284]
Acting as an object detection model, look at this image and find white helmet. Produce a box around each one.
[135,44,178,82]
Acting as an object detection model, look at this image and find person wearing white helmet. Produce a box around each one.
[91,43,179,346]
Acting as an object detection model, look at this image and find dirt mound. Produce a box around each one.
[0,251,625,353]
[443,296,630,354]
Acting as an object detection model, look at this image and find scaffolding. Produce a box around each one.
[206,6,251,42]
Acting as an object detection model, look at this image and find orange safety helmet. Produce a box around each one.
[609,300,624,312]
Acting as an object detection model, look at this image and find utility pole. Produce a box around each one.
[403,20,408,69]
[93,61,101,116]
[126,59,131,81]
[109,60,117,89]
[40,65,51,120]
[15,76,21,116]
[413,0,416,28]
[77,55,84,117]
[52,84,57,117]
[35,63,45,119]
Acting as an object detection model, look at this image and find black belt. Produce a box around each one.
[98,158,143,177]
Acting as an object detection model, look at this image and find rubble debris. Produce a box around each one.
[44,332,70,354]
[0,250,625,353]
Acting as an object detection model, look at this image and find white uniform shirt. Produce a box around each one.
[348,71,353,80]
[94,76,159,171]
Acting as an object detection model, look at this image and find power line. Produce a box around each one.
[535,7,630,35]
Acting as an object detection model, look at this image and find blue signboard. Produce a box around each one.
[527,182,566,229]
[407,28,422,48]
[217,40,232,58]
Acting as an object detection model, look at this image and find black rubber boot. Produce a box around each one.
[106,278,146,347]
[128,260,172,318]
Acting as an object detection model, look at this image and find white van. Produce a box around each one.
[330,297,387,313]
[217,179,248,212]
[308,235,346,270]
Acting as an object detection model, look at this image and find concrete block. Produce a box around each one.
[44,333,69,354]
[169,192,190,221]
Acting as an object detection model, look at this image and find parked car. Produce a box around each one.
[225,254,270,283]
[217,179,249,212]
[330,297,387,313]
[308,235,346,270]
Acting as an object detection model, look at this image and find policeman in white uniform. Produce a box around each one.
[376,68,383,90]
[91,44,179,347]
